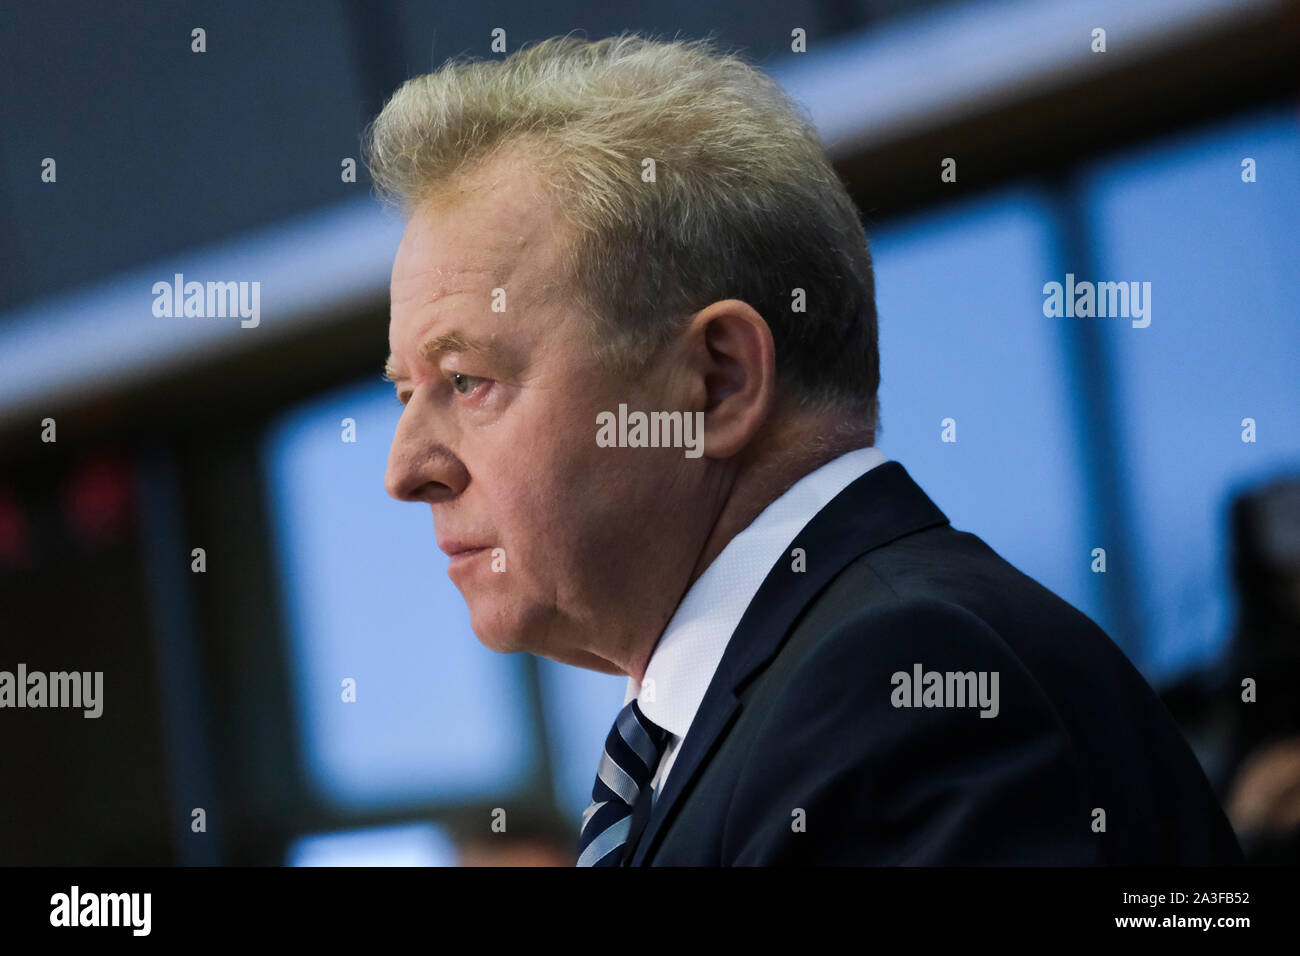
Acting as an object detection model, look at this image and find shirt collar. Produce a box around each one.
[624,446,888,739]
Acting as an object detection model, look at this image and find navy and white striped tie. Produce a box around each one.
[576,699,670,867]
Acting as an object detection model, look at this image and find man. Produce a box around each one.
[370,33,1242,865]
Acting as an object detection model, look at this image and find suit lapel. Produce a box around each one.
[627,461,949,865]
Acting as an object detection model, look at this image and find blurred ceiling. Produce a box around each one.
[0,0,960,313]
[1,0,1295,450]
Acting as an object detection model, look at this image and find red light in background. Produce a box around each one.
[0,487,31,567]
[63,452,134,547]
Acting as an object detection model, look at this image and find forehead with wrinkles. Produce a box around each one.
[390,148,574,323]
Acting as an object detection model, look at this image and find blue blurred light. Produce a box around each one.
[287,822,457,867]
[262,379,536,811]
[871,186,1102,639]
[1081,107,1300,681]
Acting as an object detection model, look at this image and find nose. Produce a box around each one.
[385,405,470,503]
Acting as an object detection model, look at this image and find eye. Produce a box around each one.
[450,372,483,395]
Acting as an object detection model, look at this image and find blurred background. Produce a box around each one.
[1,0,1298,866]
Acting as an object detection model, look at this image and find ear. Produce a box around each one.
[680,299,776,460]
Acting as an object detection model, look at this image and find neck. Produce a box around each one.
[623,408,871,684]
[689,418,867,586]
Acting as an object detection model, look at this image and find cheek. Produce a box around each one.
[467,431,572,549]
[466,377,663,561]
[479,435,615,565]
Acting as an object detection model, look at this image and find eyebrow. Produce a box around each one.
[383,331,505,383]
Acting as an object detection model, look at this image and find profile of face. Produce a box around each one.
[383,150,754,676]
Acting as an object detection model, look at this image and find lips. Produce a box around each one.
[436,539,490,558]
[438,540,493,579]
[443,544,490,579]
[448,546,488,561]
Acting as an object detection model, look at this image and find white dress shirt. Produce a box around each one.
[624,445,888,804]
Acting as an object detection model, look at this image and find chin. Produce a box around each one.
[464,599,531,655]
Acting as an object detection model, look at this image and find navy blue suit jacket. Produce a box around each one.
[625,461,1243,865]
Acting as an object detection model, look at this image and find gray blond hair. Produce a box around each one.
[365,32,880,429]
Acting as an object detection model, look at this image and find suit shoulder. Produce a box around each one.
[727,594,1096,864]
[784,569,1038,684]
[749,586,1075,755]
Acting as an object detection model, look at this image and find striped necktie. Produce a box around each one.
[576,699,670,867]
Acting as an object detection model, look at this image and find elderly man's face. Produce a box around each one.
[384,153,709,674]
